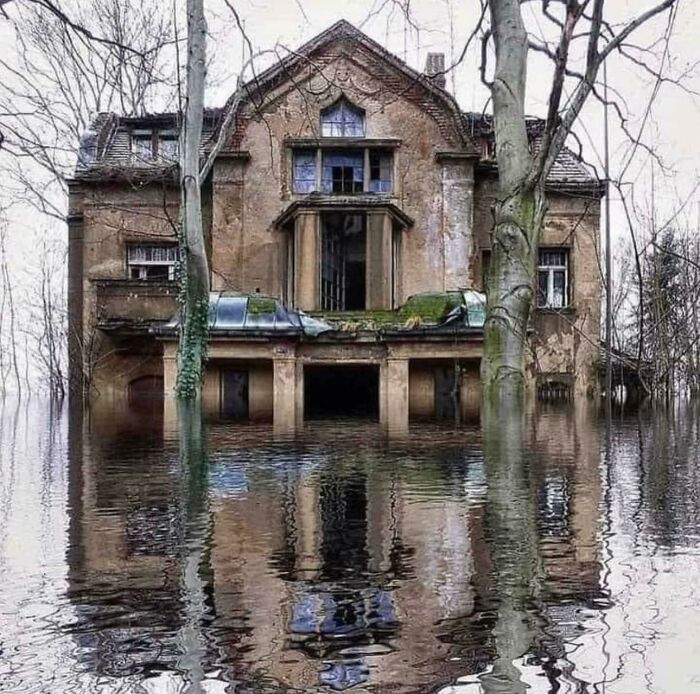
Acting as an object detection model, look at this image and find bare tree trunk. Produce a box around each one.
[481,0,545,400]
[176,0,210,402]
[480,0,675,402]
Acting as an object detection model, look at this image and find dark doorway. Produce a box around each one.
[221,369,249,419]
[305,365,379,419]
[320,213,366,310]
[434,365,458,420]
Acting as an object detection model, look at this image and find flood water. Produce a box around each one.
[1,399,699,693]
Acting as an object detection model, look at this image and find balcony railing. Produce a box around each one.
[94,278,178,325]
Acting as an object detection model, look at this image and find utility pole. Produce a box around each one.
[604,60,613,405]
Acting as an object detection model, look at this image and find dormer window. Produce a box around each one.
[131,129,154,160]
[130,128,179,163]
[321,98,365,137]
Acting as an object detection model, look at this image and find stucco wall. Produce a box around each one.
[212,43,476,303]
[472,176,602,396]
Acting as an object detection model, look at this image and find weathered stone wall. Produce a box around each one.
[212,40,476,303]
[472,175,602,397]
[71,180,212,394]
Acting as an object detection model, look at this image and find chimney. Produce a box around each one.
[425,52,446,90]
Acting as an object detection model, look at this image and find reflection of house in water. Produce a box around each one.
[66,403,607,690]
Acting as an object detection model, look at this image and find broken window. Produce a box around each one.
[368,150,392,193]
[131,130,154,161]
[321,98,365,137]
[127,244,178,281]
[292,149,317,193]
[321,150,364,194]
[320,213,366,310]
[537,248,569,308]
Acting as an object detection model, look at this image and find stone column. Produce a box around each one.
[273,353,302,435]
[163,342,178,397]
[460,361,481,422]
[294,212,319,311]
[438,153,475,290]
[381,358,409,434]
[366,211,393,309]
[163,342,179,439]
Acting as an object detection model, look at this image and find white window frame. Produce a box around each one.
[127,245,178,281]
[537,248,569,309]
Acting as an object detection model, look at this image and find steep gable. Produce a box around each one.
[222,20,478,153]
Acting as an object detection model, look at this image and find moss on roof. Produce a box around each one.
[247,295,278,314]
[311,291,466,331]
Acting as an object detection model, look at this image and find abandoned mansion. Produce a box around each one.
[68,20,604,430]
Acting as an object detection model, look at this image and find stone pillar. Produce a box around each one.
[381,358,409,434]
[460,361,481,422]
[295,481,321,580]
[438,153,475,289]
[366,211,393,309]
[294,212,319,311]
[163,343,178,397]
[211,156,247,291]
[273,354,302,435]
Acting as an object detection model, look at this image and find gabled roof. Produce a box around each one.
[72,20,600,194]
[227,19,477,154]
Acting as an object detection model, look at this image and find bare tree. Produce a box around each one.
[479,0,677,400]
[176,0,209,402]
[0,0,175,396]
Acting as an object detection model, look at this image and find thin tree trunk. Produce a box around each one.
[176,0,210,402]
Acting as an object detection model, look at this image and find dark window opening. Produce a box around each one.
[305,365,379,419]
[434,366,458,420]
[321,213,366,310]
[221,369,249,419]
[369,150,392,193]
[322,150,363,194]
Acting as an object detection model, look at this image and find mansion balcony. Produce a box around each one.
[93,278,178,332]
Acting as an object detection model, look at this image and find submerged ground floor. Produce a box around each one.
[162,337,483,434]
[86,290,598,429]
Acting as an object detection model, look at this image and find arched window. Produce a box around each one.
[321,98,365,137]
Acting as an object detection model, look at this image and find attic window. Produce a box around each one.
[131,130,154,160]
[127,244,178,281]
[158,133,179,161]
[131,129,179,162]
[321,99,365,137]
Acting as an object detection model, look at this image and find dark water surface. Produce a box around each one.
[1,400,699,693]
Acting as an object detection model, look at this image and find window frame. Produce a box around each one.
[126,244,179,282]
[537,247,570,309]
[291,146,393,195]
[320,99,366,138]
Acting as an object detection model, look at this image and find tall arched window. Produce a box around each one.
[321,98,365,137]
